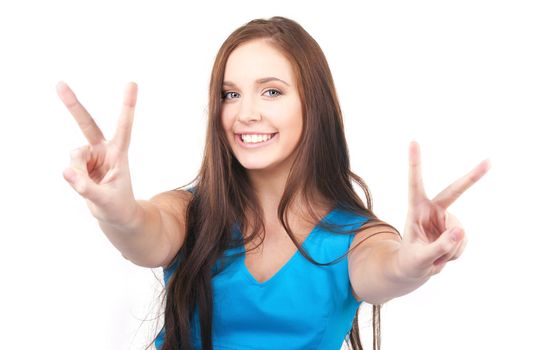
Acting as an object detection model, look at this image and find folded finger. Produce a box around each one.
[64,145,101,202]
[448,235,468,261]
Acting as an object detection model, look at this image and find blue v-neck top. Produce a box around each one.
[155,206,368,350]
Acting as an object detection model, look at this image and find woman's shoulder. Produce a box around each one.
[329,205,370,224]
[150,187,194,212]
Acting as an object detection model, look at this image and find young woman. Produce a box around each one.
[58,16,490,350]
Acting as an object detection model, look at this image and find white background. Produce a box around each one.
[1,0,536,349]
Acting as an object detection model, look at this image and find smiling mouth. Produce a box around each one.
[239,133,277,144]
[235,132,278,147]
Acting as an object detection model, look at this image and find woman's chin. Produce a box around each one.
[235,157,280,172]
[234,152,295,174]
[239,161,272,171]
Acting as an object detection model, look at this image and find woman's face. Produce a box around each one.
[220,39,303,174]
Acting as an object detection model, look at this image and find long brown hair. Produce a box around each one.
[152,16,401,350]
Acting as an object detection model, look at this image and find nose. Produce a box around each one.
[237,95,261,123]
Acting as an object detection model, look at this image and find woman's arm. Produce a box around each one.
[99,189,192,268]
[349,141,489,304]
[348,231,428,305]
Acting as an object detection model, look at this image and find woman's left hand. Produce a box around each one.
[396,141,491,281]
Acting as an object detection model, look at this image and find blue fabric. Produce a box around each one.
[155,205,368,350]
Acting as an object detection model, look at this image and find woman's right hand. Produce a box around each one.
[58,81,140,228]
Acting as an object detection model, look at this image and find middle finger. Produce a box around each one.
[57,81,106,145]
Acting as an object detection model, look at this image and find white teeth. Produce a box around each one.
[241,133,274,144]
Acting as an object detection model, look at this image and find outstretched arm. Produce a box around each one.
[348,141,490,304]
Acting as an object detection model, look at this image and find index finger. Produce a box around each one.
[56,81,105,145]
[433,158,491,209]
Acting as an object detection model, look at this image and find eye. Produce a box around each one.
[264,89,282,97]
[221,91,239,100]
[221,89,282,101]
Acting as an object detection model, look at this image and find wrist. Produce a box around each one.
[388,245,431,287]
[99,200,144,233]
[123,200,145,231]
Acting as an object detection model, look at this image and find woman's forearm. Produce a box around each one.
[98,200,170,268]
[365,241,431,304]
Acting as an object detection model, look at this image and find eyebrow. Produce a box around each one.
[222,77,290,87]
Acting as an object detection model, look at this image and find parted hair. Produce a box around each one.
[150,16,401,350]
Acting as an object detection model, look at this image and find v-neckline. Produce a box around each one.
[239,206,337,287]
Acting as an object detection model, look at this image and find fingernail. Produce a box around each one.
[484,159,492,171]
[64,168,77,183]
[451,228,461,241]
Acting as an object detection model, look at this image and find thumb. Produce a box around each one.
[63,146,102,203]
[423,226,463,267]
